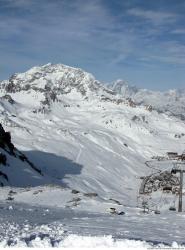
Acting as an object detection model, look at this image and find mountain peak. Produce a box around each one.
[0,63,185,120]
[108,79,138,98]
[0,63,99,96]
[0,63,121,113]
[108,80,185,120]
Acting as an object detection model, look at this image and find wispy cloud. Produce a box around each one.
[171,28,185,34]
[0,0,35,9]
[127,8,177,25]
[0,0,184,89]
[0,0,133,67]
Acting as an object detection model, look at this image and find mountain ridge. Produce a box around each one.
[1,63,184,120]
[108,79,185,120]
[0,63,184,208]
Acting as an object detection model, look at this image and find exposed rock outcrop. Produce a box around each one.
[0,123,43,186]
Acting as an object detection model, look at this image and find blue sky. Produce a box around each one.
[0,0,185,90]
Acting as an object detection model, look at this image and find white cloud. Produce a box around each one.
[1,0,33,8]
[171,28,185,34]
[127,8,177,25]
[0,0,184,84]
[139,40,185,65]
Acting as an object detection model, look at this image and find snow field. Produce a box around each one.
[0,234,181,248]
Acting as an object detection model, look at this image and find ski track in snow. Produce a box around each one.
[76,147,82,163]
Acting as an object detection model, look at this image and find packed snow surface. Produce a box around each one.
[0,194,184,248]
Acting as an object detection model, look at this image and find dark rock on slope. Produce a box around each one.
[0,123,43,186]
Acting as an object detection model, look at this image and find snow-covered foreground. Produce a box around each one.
[0,186,185,248]
[0,202,183,248]
[0,232,173,248]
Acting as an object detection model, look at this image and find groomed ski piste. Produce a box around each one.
[0,63,185,248]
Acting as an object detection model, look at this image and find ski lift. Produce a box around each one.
[163,186,172,192]
[154,206,160,214]
[142,200,149,213]
[171,168,177,174]
[169,206,176,211]
[169,197,177,211]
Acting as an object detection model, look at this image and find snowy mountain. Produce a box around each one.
[0,63,184,206]
[0,63,185,246]
[0,63,119,111]
[109,80,185,120]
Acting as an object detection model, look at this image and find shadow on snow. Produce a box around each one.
[1,149,83,188]
[23,150,83,188]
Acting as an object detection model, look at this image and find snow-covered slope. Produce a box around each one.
[0,123,57,187]
[0,63,184,208]
[109,80,185,120]
[0,63,117,110]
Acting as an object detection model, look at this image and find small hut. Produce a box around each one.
[167,152,178,159]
